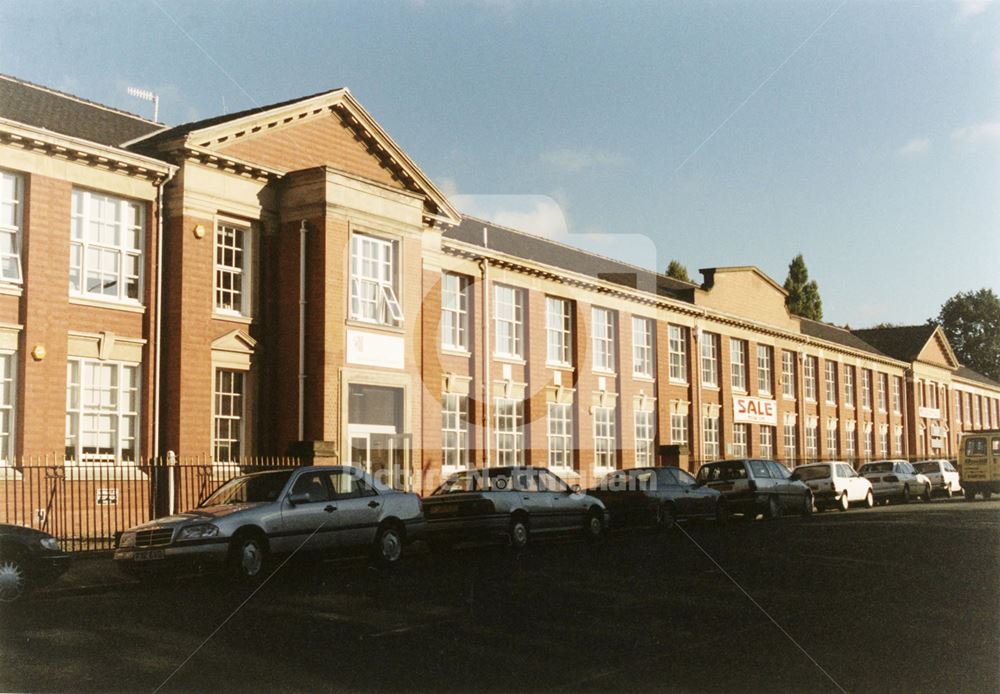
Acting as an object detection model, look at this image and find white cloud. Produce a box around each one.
[435,176,460,198]
[539,148,628,173]
[951,121,1000,145]
[897,137,931,157]
[955,0,994,19]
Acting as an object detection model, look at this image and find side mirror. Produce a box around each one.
[287,492,311,506]
[570,484,581,494]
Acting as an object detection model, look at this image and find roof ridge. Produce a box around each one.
[460,214,699,288]
[0,73,163,126]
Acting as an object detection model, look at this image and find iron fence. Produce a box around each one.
[0,455,301,552]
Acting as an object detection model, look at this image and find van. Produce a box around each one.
[958,430,1000,500]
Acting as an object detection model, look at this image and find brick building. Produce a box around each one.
[1,74,998,496]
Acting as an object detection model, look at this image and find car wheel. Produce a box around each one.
[766,495,782,520]
[864,490,874,509]
[715,498,729,525]
[801,492,813,517]
[230,533,267,581]
[922,484,933,503]
[901,485,911,504]
[0,554,27,603]
[838,492,849,512]
[656,503,676,530]
[584,509,605,541]
[509,516,529,550]
[964,488,976,501]
[943,484,953,499]
[373,523,404,565]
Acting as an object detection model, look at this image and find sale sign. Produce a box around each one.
[733,395,777,425]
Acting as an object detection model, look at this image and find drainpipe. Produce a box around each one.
[480,226,491,468]
[298,220,308,442]
[152,166,176,460]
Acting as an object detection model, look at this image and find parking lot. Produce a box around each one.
[1,499,997,693]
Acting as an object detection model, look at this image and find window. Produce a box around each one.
[730,339,747,392]
[826,420,838,457]
[0,352,15,463]
[0,170,23,284]
[805,420,818,460]
[634,410,655,466]
[592,308,616,372]
[862,370,872,410]
[700,332,719,387]
[670,412,688,445]
[65,359,140,464]
[783,423,797,462]
[863,426,873,460]
[877,374,887,412]
[213,369,244,462]
[965,392,972,424]
[702,414,720,461]
[495,397,524,465]
[757,345,773,395]
[954,391,962,423]
[879,427,888,456]
[442,394,469,469]
[668,326,688,383]
[441,273,469,351]
[70,189,144,303]
[894,426,903,455]
[760,425,775,458]
[844,365,855,408]
[632,317,654,378]
[494,285,524,358]
[593,406,617,470]
[546,297,572,365]
[781,351,796,399]
[825,362,837,405]
[927,381,938,409]
[547,403,573,469]
[893,377,902,414]
[215,222,251,316]
[803,356,817,401]
[350,233,401,326]
[732,423,748,457]
[845,424,856,458]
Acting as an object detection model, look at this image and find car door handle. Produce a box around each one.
[367,500,380,509]
[523,496,531,501]
[324,505,337,513]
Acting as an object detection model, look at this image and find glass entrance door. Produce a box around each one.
[348,427,413,491]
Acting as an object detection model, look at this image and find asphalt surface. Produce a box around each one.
[1,499,998,693]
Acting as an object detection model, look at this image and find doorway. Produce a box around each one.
[346,383,411,490]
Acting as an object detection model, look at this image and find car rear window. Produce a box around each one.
[792,466,830,481]
[697,461,747,482]
[912,462,938,473]
[860,462,893,474]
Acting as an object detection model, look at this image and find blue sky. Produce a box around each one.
[1,0,997,326]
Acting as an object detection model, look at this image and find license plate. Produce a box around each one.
[134,549,165,561]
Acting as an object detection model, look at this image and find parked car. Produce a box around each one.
[0,524,71,603]
[857,460,932,504]
[114,466,425,581]
[422,466,608,550]
[912,459,962,498]
[695,459,813,520]
[791,462,874,511]
[588,466,727,528]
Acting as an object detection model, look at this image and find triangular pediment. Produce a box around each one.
[212,329,256,355]
[916,326,960,369]
[695,267,798,331]
[163,89,459,225]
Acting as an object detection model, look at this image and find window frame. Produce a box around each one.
[441,393,469,470]
[700,332,719,388]
[65,357,141,465]
[493,285,524,359]
[494,396,524,465]
[760,425,774,458]
[825,361,837,405]
[593,405,617,471]
[591,307,616,373]
[634,409,655,466]
[70,188,145,305]
[0,170,24,285]
[214,220,253,317]
[547,402,574,470]
[213,368,245,463]
[702,413,720,461]
[844,365,856,409]
[730,338,747,393]
[545,296,573,366]
[670,411,688,445]
[668,325,688,384]
[632,316,654,379]
[0,350,15,464]
[862,369,872,410]
[756,344,773,395]
[803,356,817,402]
[440,272,470,352]
[781,350,796,400]
[732,422,748,458]
[349,232,402,327]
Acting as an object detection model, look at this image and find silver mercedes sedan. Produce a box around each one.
[114,466,425,580]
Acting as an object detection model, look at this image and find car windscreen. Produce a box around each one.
[791,466,830,481]
[860,462,893,474]
[200,470,294,507]
[912,462,938,473]
[431,469,520,495]
[697,462,747,482]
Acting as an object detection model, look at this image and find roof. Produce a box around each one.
[850,324,938,363]
[0,74,163,147]
[444,216,696,301]
[954,366,1000,389]
[799,318,890,358]
[126,88,340,151]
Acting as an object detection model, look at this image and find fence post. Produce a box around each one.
[167,450,177,515]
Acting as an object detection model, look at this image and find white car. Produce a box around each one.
[791,462,874,511]
[858,460,933,504]
[912,459,962,498]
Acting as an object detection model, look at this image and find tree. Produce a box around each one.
[932,288,1000,381]
[666,260,691,283]
[783,254,823,321]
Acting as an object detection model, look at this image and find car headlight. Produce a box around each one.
[119,532,136,548]
[178,524,220,540]
[40,537,61,551]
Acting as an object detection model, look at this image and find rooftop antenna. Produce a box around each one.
[127,86,160,122]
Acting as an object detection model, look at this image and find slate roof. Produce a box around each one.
[954,366,1000,389]
[799,318,891,358]
[0,74,163,147]
[851,324,938,363]
[444,216,697,302]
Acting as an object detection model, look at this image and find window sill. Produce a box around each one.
[782,395,796,401]
[493,354,526,365]
[346,319,405,335]
[0,283,23,298]
[732,388,748,396]
[758,391,773,398]
[441,347,471,358]
[213,312,253,324]
[701,384,720,391]
[633,374,655,383]
[547,362,574,371]
[593,368,617,377]
[669,379,689,387]
[69,296,146,314]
